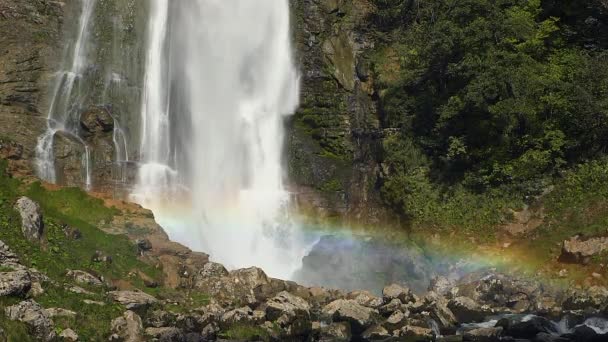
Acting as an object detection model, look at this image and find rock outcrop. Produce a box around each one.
[14,197,44,242]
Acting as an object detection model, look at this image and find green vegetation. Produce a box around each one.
[220,324,271,341]
[370,0,608,230]
[0,161,159,339]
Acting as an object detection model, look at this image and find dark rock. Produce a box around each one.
[14,197,44,242]
[219,307,264,328]
[396,325,434,340]
[144,327,185,341]
[534,332,570,342]
[61,224,82,240]
[497,316,555,339]
[91,251,112,264]
[80,106,114,135]
[136,239,153,253]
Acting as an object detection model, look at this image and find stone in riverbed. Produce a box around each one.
[315,322,351,342]
[382,283,415,304]
[448,296,490,323]
[463,327,503,341]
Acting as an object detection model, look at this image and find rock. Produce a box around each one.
[560,235,608,264]
[91,251,112,264]
[5,300,56,341]
[397,325,434,340]
[463,327,503,341]
[361,324,391,341]
[45,308,77,318]
[135,239,152,253]
[219,306,264,328]
[83,299,105,306]
[534,332,571,342]
[382,310,408,331]
[200,322,220,340]
[448,296,490,323]
[145,310,177,329]
[382,283,415,304]
[29,281,44,297]
[66,269,103,286]
[67,285,92,295]
[109,290,158,310]
[14,197,44,242]
[80,106,114,135]
[323,299,378,334]
[110,311,144,342]
[59,328,79,341]
[347,290,383,308]
[424,291,458,333]
[429,276,456,295]
[562,286,608,313]
[144,327,185,340]
[265,291,312,337]
[197,262,228,279]
[61,225,82,240]
[497,315,554,339]
[316,322,351,342]
[0,270,31,297]
[0,240,22,268]
[379,298,404,316]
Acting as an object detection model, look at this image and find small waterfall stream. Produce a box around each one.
[35,0,97,189]
[131,0,307,279]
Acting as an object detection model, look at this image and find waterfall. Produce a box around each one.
[35,0,96,189]
[132,0,306,279]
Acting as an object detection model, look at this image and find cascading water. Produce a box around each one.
[132,0,308,279]
[35,0,96,189]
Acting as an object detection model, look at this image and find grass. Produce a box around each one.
[220,324,271,341]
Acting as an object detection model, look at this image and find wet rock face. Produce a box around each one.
[14,197,44,242]
[288,0,391,225]
[80,106,115,135]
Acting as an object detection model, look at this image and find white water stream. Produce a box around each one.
[132,0,307,279]
[35,0,96,189]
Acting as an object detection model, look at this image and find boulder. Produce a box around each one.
[560,235,608,264]
[382,283,415,304]
[348,290,383,308]
[108,290,158,310]
[397,325,434,340]
[219,306,264,328]
[14,197,44,242]
[497,315,554,339]
[0,270,31,297]
[66,269,103,287]
[361,324,391,341]
[0,240,23,269]
[448,296,490,323]
[5,300,56,341]
[382,310,409,331]
[315,322,351,342]
[59,328,79,341]
[265,291,312,337]
[323,299,379,334]
[110,311,144,342]
[424,291,458,333]
[144,327,185,341]
[463,327,503,341]
[562,286,608,313]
